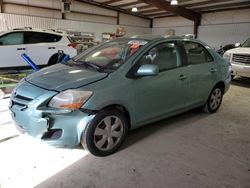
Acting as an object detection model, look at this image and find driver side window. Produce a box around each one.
[138,42,179,72]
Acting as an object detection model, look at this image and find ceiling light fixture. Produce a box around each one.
[132,7,138,12]
[170,0,178,5]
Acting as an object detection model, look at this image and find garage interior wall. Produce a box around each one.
[0,0,151,41]
[152,8,250,49]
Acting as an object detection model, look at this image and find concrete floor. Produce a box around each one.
[1,79,250,188]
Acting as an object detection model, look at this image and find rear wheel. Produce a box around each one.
[203,86,223,113]
[81,109,128,156]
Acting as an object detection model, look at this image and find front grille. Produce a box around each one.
[15,94,33,102]
[11,93,33,110]
[232,54,250,64]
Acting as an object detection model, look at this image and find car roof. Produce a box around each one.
[116,34,194,42]
[0,28,65,36]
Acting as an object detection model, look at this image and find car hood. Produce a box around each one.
[226,47,250,54]
[26,64,108,91]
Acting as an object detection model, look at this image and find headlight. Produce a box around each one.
[48,89,92,110]
[223,52,231,62]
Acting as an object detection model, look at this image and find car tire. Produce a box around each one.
[203,86,223,113]
[0,89,5,100]
[81,109,128,156]
[48,54,65,66]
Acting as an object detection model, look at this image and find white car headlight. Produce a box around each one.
[223,52,231,62]
[48,89,93,110]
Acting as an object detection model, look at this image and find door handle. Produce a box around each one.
[48,47,55,49]
[179,74,187,80]
[17,48,26,50]
[210,68,218,73]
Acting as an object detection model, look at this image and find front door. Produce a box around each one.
[182,41,218,107]
[133,41,188,125]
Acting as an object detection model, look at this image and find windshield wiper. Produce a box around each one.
[73,60,105,72]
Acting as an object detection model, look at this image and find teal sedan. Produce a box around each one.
[10,35,231,156]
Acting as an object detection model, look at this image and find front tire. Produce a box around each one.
[81,109,128,156]
[48,54,65,66]
[203,86,223,113]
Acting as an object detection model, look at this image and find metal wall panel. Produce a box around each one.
[199,9,250,49]
[71,1,116,17]
[65,12,116,24]
[119,13,150,28]
[3,0,61,9]
[152,9,250,49]
[153,16,193,28]
[198,23,250,49]
[3,4,62,18]
[152,26,193,36]
[0,13,151,42]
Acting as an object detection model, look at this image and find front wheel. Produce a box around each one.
[81,109,128,156]
[203,86,223,113]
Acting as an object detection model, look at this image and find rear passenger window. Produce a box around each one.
[138,42,179,72]
[0,32,24,45]
[24,32,62,44]
[183,41,213,64]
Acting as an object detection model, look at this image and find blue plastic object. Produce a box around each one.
[60,55,70,64]
[21,53,40,71]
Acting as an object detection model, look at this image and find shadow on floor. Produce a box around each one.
[121,108,208,151]
[231,77,250,88]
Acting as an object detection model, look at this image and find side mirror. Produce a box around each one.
[235,43,241,47]
[136,64,159,77]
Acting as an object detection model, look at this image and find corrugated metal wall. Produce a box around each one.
[152,16,194,36]
[0,13,152,41]
[0,0,152,41]
[152,8,250,49]
[198,9,250,49]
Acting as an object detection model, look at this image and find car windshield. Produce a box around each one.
[242,38,250,47]
[67,39,148,72]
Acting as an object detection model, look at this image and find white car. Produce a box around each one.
[0,28,77,70]
[223,38,250,78]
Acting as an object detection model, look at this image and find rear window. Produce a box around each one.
[24,32,62,44]
[0,32,24,45]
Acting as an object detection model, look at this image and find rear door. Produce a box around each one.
[0,31,27,68]
[133,41,189,125]
[24,31,62,65]
[181,41,218,107]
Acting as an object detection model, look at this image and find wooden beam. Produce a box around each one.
[153,14,176,19]
[116,11,120,25]
[150,18,153,28]
[104,0,123,4]
[138,8,161,14]
[77,0,150,20]
[194,21,199,38]
[144,12,174,17]
[139,0,201,23]
[0,0,3,13]
[117,1,141,8]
